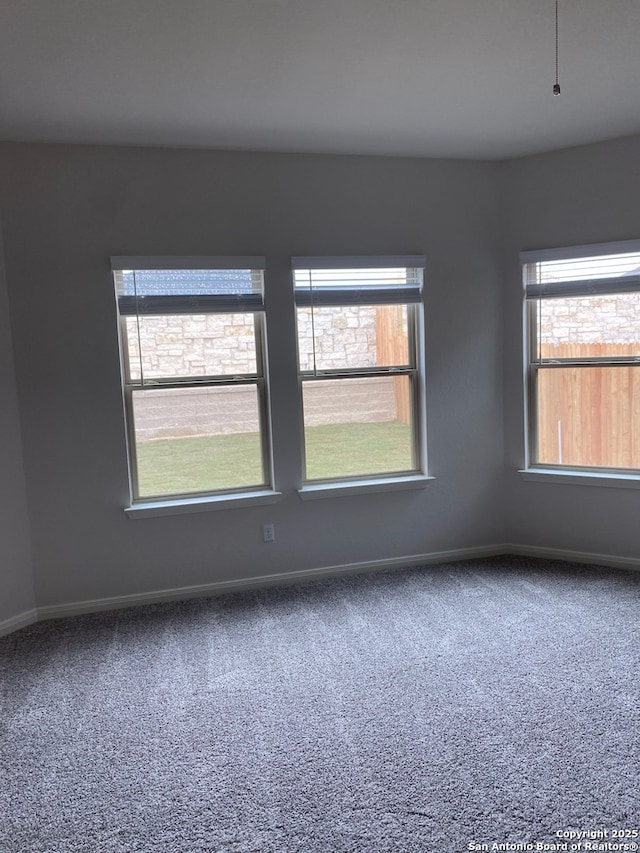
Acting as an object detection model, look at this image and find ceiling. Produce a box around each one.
[1,0,639,161]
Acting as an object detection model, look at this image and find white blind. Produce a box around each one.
[292,256,425,307]
[112,257,266,315]
[522,242,640,300]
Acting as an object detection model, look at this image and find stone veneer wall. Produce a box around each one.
[540,294,640,347]
[132,377,398,441]
[296,307,379,371]
[125,314,258,381]
[126,306,382,380]
[128,298,640,440]
[127,307,401,440]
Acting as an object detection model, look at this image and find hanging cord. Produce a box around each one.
[133,270,146,386]
[308,269,318,376]
[553,0,561,95]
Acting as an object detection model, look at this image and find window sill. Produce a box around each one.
[298,475,435,501]
[518,468,640,490]
[125,489,283,519]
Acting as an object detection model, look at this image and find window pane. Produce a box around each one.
[302,375,415,480]
[125,313,257,382]
[537,294,640,359]
[132,385,264,497]
[297,305,409,371]
[536,366,640,469]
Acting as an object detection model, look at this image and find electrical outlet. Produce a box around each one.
[263,523,275,543]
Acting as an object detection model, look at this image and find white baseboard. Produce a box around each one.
[6,542,637,635]
[0,608,38,638]
[507,543,640,572]
[36,543,507,622]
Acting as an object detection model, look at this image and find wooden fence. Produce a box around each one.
[376,306,411,424]
[537,343,640,468]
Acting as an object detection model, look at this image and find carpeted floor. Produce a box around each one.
[1,556,639,852]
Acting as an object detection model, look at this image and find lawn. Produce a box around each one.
[136,421,413,497]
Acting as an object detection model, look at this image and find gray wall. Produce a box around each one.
[0,219,35,624]
[4,134,640,626]
[0,142,504,610]
[0,144,504,605]
[501,135,640,557]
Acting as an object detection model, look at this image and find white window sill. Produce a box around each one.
[125,489,283,519]
[298,475,435,501]
[519,468,640,490]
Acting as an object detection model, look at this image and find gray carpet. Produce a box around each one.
[1,556,639,852]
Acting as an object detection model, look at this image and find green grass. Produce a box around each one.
[136,421,413,497]
[303,421,412,480]
[136,431,263,497]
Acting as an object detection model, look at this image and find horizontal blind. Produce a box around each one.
[522,242,640,300]
[112,257,265,315]
[293,256,424,307]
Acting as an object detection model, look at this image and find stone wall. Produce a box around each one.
[127,306,404,440]
[296,306,379,370]
[132,376,398,441]
[540,294,640,348]
[126,306,388,380]
[132,385,261,440]
[125,314,257,381]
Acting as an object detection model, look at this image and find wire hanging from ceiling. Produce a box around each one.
[553,0,561,95]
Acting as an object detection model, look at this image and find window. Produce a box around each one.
[293,256,426,485]
[523,240,640,473]
[112,256,272,503]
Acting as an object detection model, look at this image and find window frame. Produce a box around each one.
[292,256,428,488]
[522,239,640,476]
[112,256,274,506]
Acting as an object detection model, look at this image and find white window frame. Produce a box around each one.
[292,255,429,493]
[522,239,640,480]
[112,256,276,512]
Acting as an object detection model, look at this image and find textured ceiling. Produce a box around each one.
[1,0,639,160]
